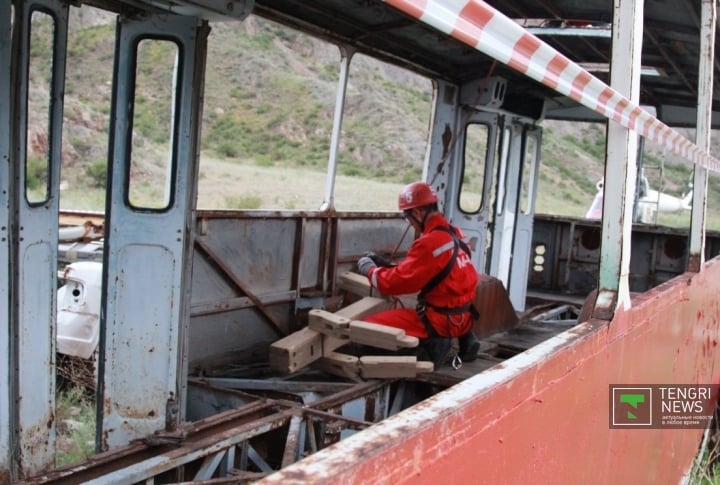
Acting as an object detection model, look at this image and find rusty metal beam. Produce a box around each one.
[688,0,715,271]
[195,238,287,336]
[281,416,304,468]
[646,29,696,94]
[594,0,644,319]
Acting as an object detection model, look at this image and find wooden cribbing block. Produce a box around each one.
[349,321,418,350]
[335,296,390,320]
[308,309,351,338]
[359,356,434,378]
[270,297,406,374]
[312,351,360,378]
[308,309,417,350]
[269,327,323,373]
[338,271,373,297]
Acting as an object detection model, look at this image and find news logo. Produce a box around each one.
[611,387,652,427]
[609,385,718,429]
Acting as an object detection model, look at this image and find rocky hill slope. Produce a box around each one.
[38,7,719,224]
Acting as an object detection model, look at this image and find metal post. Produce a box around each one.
[0,0,13,480]
[688,0,715,272]
[320,46,354,211]
[593,0,644,319]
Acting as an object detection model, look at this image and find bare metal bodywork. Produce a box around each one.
[3,0,720,483]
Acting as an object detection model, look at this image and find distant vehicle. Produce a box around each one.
[585,175,692,223]
[57,261,103,361]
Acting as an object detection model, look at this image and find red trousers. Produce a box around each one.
[364,307,472,339]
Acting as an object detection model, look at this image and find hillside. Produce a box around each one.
[40,7,720,227]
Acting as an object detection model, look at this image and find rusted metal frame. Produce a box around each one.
[311,215,329,297]
[502,0,608,62]
[688,0,715,272]
[683,0,720,76]
[189,379,375,434]
[189,290,297,318]
[0,0,11,479]
[247,446,273,472]
[306,420,319,453]
[280,415,304,468]
[11,0,70,475]
[194,238,287,337]
[218,445,235,479]
[193,450,227,480]
[327,216,340,295]
[84,411,295,485]
[24,400,278,483]
[561,221,576,289]
[301,407,373,430]
[196,377,355,394]
[228,470,269,481]
[290,216,304,311]
[238,441,249,476]
[388,381,407,416]
[645,29,696,95]
[593,0,644,320]
[306,379,389,412]
[528,304,573,323]
[648,234,661,287]
[181,476,254,484]
[539,220,559,291]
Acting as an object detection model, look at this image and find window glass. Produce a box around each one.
[128,38,178,210]
[26,9,54,204]
[520,134,538,214]
[459,123,489,213]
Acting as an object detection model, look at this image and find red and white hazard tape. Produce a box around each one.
[386,0,720,173]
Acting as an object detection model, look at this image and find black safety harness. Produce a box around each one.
[416,226,479,338]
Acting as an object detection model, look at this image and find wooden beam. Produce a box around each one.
[312,352,360,378]
[308,309,418,350]
[314,354,434,379]
[271,298,417,374]
[308,309,350,338]
[269,327,323,373]
[335,296,390,320]
[348,321,418,350]
[360,356,434,378]
[337,272,374,297]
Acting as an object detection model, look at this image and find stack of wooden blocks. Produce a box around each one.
[269,272,433,378]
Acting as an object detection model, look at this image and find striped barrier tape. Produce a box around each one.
[386,0,720,173]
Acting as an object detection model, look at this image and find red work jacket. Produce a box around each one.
[367,213,479,337]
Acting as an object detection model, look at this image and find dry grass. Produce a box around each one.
[197,158,406,211]
[64,155,720,233]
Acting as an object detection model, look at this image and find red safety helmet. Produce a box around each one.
[398,181,438,211]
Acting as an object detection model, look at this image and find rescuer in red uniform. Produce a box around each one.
[357,181,481,368]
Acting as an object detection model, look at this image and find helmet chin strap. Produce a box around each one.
[410,207,431,232]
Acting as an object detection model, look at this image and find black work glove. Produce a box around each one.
[364,251,395,268]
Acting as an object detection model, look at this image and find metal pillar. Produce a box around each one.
[98,14,209,450]
[593,0,644,319]
[321,46,353,211]
[0,0,13,481]
[688,0,716,272]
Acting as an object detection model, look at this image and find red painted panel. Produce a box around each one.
[261,256,720,484]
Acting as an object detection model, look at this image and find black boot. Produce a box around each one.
[420,338,452,369]
[458,331,480,362]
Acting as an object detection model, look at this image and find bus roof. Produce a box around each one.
[87,0,717,126]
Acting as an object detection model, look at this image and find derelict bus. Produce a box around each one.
[2,0,720,483]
